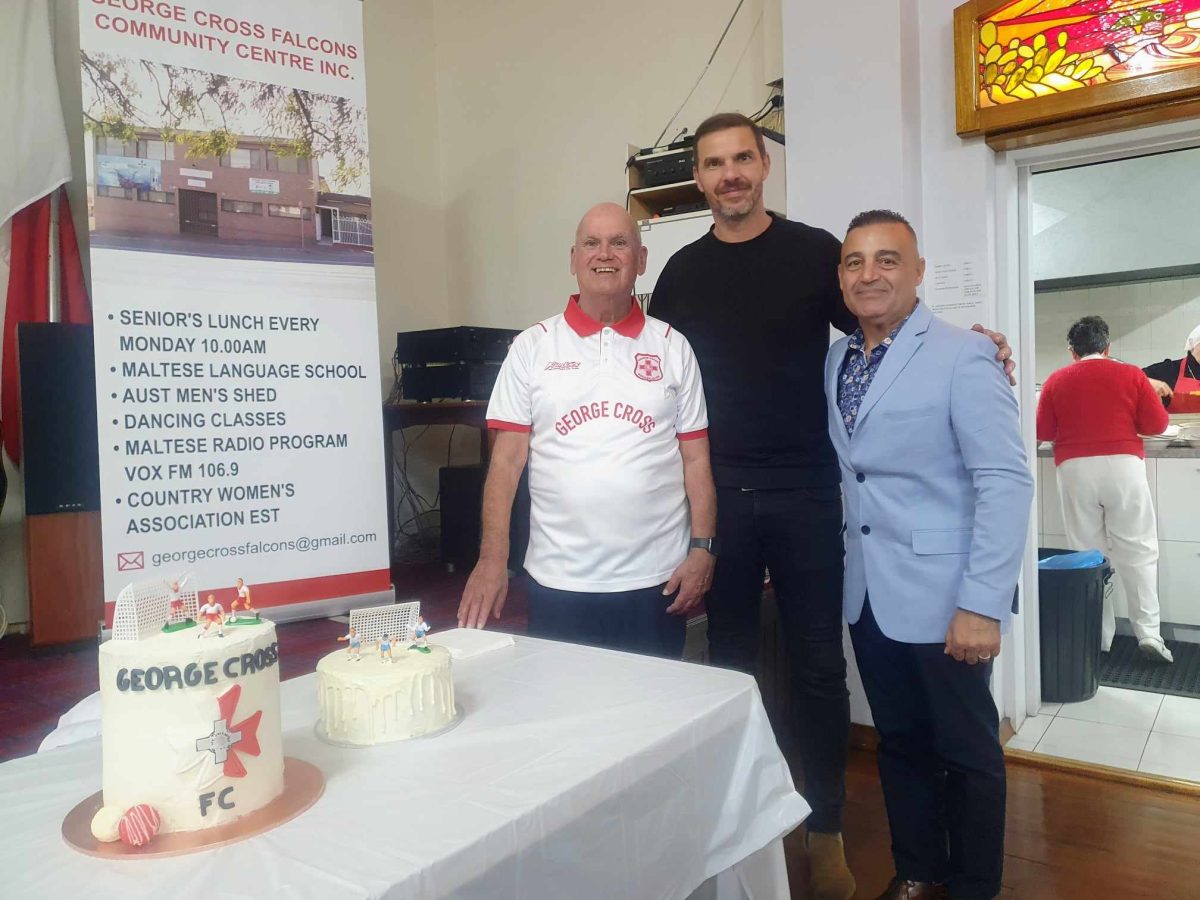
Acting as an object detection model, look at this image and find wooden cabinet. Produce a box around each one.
[26,510,104,646]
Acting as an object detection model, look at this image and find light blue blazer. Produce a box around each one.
[824,301,1034,643]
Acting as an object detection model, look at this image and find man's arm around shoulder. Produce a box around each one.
[947,334,1035,662]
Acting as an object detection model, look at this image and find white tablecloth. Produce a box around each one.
[2,632,809,899]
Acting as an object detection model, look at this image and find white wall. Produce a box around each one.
[784,1,922,242]
[363,0,452,384]
[433,0,778,328]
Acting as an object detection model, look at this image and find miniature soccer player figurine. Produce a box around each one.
[165,574,191,622]
[235,578,256,617]
[338,626,363,660]
[197,594,225,638]
[409,616,430,652]
[379,632,393,661]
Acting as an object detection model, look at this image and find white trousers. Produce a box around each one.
[1057,455,1163,649]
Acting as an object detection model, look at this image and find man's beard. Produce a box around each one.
[712,187,758,220]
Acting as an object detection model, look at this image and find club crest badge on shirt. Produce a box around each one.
[634,353,663,382]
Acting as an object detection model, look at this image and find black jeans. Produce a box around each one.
[851,597,1005,900]
[526,578,687,659]
[706,485,850,833]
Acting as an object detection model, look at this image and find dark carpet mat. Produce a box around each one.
[1099,634,1200,698]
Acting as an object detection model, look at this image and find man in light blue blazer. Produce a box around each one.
[824,211,1032,900]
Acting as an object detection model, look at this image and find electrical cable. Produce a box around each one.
[386,349,405,404]
[748,93,777,122]
[650,0,747,149]
[431,425,456,508]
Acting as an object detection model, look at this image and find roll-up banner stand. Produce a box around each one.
[78,0,392,623]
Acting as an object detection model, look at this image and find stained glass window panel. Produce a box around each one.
[978,1,1200,108]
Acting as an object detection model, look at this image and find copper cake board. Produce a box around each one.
[62,756,324,859]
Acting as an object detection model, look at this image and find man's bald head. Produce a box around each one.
[571,202,647,301]
[574,202,641,247]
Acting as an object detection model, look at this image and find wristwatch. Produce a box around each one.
[689,537,719,556]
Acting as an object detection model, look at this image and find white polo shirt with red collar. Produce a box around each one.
[487,295,708,593]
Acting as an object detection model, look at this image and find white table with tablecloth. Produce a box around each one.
[1,631,809,899]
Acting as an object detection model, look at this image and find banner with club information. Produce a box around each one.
[78,0,390,621]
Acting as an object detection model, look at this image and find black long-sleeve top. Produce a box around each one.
[649,214,857,489]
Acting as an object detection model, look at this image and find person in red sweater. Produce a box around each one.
[1036,316,1173,663]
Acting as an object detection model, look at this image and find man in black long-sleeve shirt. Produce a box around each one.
[649,113,859,900]
[651,113,1013,900]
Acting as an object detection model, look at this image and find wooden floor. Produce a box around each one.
[783,749,1200,899]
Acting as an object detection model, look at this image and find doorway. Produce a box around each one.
[317,206,335,243]
[1001,125,1200,783]
[178,189,218,237]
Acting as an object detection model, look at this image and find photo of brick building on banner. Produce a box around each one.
[87,130,372,250]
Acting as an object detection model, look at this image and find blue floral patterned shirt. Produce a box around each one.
[837,305,917,437]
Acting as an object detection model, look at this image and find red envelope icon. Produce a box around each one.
[117,551,144,571]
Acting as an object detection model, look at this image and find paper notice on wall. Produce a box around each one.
[928,255,986,320]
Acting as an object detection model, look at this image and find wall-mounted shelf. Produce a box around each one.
[626,143,708,224]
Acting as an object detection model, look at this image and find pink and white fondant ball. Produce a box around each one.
[117,804,161,847]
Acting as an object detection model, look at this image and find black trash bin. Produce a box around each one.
[1038,548,1111,704]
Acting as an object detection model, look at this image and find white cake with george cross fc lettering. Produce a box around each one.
[89,580,285,842]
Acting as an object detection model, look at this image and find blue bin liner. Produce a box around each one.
[1038,549,1106,570]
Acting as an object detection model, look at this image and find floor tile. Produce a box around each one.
[1013,713,1054,745]
[1039,702,1062,716]
[1034,717,1149,771]
[1005,737,1039,752]
[1055,686,1163,730]
[1137,732,1200,782]
[1152,694,1200,741]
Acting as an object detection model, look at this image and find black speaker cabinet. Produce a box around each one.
[18,323,100,514]
[438,463,529,573]
[18,322,104,645]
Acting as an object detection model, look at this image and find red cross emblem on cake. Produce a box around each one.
[194,683,262,778]
[634,353,663,382]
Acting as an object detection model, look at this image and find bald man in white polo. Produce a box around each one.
[457,203,718,658]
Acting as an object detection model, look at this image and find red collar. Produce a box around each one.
[564,295,645,338]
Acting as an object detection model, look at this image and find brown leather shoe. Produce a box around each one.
[873,877,949,900]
